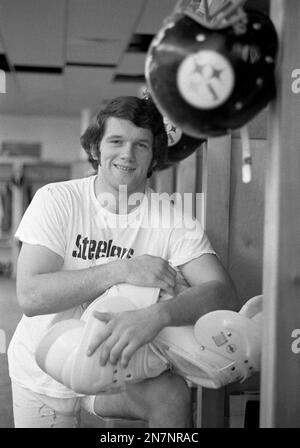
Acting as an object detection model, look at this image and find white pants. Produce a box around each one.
[11,382,127,428]
[11,382,81,428]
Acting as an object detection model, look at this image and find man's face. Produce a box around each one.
[98,116,154,194]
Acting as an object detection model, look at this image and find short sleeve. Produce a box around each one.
[14,185,69,258]
[168,211,216,267]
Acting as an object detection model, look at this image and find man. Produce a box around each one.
[8,96,238,428]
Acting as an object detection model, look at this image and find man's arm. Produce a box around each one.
[17,243,126,316]
[88,254,239,367]
[158,253,239,327]
[17,243,176,316]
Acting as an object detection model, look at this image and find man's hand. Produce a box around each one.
[86,304,169,367]
[124,255,177,296]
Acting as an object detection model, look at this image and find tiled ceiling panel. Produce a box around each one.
[0,0,67,67]
[136,0,176,34]
[17,73,64,99]
[67,0,146,40]
[66,39,125,66]
[104,81,145,101]
[116,53,147,75]
[0,0,272,117]
[64,66,114,107]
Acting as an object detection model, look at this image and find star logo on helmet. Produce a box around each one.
[192,62,225,101]
[194,62,223,81]
[177,50,235,110]
[163,116,182,147]
[168,132,176,145]
[167,125,181,145]
[211,67,223,80]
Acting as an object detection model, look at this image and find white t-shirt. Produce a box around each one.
[8,175,216,398]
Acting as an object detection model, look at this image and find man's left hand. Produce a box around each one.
[86,305,168,368]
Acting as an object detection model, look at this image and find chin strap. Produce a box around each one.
[240,125,253,183]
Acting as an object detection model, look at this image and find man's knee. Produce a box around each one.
[148,372,191,416]
[127,372,192,427]
[92,373,192,426]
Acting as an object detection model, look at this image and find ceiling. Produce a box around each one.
[0,0,269,118]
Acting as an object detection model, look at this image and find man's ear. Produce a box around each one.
[91,144,100,163]
[151,160,157,170]
[147,159,157,178]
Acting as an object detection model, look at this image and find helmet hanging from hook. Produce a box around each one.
[145,0,278,182]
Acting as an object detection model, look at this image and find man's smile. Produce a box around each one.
[113,163,136,173]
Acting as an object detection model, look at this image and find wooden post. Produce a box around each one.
[196,136,232,428]
[260,0,300,427]
[203,136,232,266]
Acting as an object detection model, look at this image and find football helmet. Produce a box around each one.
[191,295,262,387]
[162,115,205,169]
[145,3,278,138]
